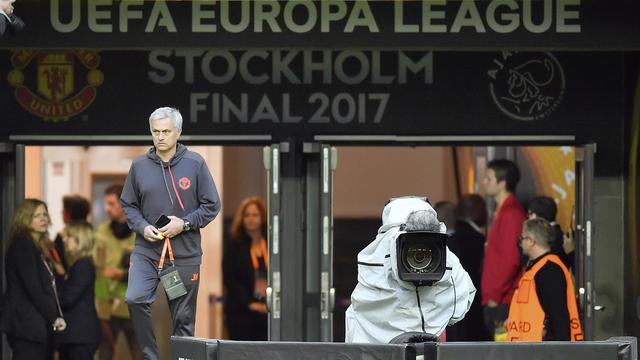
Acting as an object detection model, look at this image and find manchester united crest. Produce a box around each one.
[179,177,191,190]
[7,50,103,122]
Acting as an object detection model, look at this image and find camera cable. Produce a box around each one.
[415,268,459,336]
[415,285,427,333]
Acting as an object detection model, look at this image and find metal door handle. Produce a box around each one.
[266,286,272,313]
[329,287,335,312]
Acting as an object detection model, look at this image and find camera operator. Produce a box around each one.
[0,0,25,36]
[345,196,475,344]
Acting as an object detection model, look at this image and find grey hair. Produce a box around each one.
[149,107,183,130]
[523,217,554,248]
[404,210,441,232]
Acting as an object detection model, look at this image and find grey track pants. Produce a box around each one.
[125,252,200,360]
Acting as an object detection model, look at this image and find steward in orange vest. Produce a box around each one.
[507,218,583,341]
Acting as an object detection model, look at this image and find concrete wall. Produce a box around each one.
[221,146,465,219]
[594,177,626,339]
[333,147,460,218]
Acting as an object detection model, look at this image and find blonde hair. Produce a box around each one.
[60,222,95,266]
[10,198,51,252]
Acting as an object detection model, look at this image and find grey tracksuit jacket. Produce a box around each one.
[120,143,221,265]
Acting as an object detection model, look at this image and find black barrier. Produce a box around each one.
[611,337,639,360]
[171,337,218,360]
[171,337,415,360]
[434,340,622,360]
[171,336,637,360]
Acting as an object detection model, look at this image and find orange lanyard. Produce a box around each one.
[250,239,268,271]
[158,237,175,271]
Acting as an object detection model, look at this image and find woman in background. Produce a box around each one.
[446,194,493,341]
[55,223,101,359]
[0,199,66,359]
[223,196,269,340]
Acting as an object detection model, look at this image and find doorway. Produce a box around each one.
[20,144,266,359]
[328,144,593,341]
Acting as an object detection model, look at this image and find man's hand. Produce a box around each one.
[487,299,499,308]
[143,225,164,242]
[563,231,576,254]
[249,302,268,314]
[53,317,67,332]
[104,267,125,280]
[158,216,184,239]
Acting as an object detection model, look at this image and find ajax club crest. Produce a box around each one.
[488,52,565,122]
[8,50,103,122]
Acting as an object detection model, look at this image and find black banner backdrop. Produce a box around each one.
[1,0,640,50]
[1,50,624,143]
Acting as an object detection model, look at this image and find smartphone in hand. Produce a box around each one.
[155,214,170,228]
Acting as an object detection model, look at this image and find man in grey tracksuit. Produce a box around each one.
[121,107,221,359]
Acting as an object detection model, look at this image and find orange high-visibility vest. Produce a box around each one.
[507,254,583,341]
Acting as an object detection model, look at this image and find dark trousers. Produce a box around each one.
[483,304,509,340]
[7,335,53,360]
[447,297,492,341]
[225,311,268,341]
[98,316,142,360]
[125,253,200,360]
[58,343,99,360]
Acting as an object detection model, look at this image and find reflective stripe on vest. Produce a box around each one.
[507,254,584,341]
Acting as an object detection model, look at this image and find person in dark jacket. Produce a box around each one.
[0,199,66,359]
[55,223,102,360]
[446,194,493,341]
[0,0,25,36]
[54,194,91,272]
[434,201,457,236]
[223,197,268,340]
[0,0,14,36]
[527,196,574,270]
[121,107,221,359]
